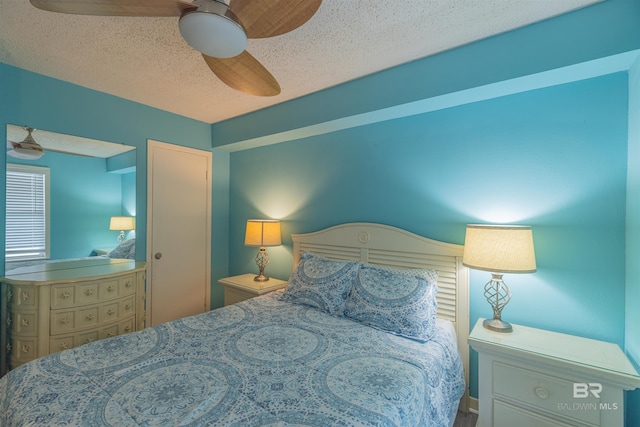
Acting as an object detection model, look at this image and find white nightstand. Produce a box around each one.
[218,274,288,306]
[469,318,640,427]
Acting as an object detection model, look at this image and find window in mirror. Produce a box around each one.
[6,164,50,261]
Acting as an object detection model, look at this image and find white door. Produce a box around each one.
[147,140,211,326]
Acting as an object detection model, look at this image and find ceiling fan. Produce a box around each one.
[29,0,323,96]
[7,126,92,159]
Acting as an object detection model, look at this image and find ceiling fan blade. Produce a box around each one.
[30,0,195,16]
[203,51,280,96]
[230,0,322,39]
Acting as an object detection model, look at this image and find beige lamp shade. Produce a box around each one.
[245,220,282,247]
[463,224,536,273]
[109,216,135,231]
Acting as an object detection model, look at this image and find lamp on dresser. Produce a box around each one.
[109,216,135,243]
[463,224,536,332]
[245,219,282,282]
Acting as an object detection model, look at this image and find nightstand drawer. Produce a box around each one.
[225,287,253,305]
[494,400,575,427]
[493,361,600,426]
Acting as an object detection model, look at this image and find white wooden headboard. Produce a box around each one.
[291,222,470,412]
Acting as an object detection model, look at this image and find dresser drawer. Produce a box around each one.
[50,316,136,353]
[10,337,38,364]
[50,296,135,335]
[7,285,38,309]
[50,274,137,309]
[493,361,600,426]
[10,311,38,335]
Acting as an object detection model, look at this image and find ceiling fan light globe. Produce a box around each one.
[8,147,44,159]
[179,9,247,58]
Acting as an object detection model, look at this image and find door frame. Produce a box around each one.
[146,139,212,326]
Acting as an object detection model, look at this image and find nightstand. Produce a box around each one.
[218,274,288,306]
[469,318,640,427]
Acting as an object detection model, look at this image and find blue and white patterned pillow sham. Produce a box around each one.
[281,252,359,315]
[108,239,135,259]
[344,264,439,342]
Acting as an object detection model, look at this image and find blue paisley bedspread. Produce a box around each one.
[0,291,465,426]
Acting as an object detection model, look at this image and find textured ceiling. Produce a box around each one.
[1,0,598,125]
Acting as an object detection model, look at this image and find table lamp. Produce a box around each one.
[109,216,135,243]
[463,224,536,332]
[245,219,282,282]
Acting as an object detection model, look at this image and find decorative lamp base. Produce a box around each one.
[483,273,513,333]
[254,247,270,282]
[483,317,513,333]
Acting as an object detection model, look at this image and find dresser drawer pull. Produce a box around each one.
[6,343,12,352]
[22,291,31,301]
[60,317,71,325]
[7,290,13,302]
[21,319,29,327]
[59,342,70,350]
[534,387,550,400]
[85,314,96,321]
[107,285,116,293]
[124,326,132,332]
[107,332,115,338]
[60,291,71,299]
[125,304,132,310]
[84,289,95,296]
[124,281,133,288]
[84,338,95,344]
[106,309,116,316]
[21,345,30,353]
[6,317,11,327]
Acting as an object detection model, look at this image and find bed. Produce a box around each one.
[0,223,469,426]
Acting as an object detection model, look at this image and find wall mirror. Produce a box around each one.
[5,124,136,273]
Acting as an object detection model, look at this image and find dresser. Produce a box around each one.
[1,258,146,376]
[218,274,288,306]
[469,319,640,427]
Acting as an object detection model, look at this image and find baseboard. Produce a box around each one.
[469,396,479,413]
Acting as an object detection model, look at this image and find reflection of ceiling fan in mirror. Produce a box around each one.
[29,0,322,96]
[7,127,93,160]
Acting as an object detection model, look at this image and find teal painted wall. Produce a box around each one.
[228,74,630,396]
[626,56,640,425]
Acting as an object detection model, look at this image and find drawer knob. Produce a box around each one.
[85,314,96,321]
[84,338,95,344]
[125,281,133,288]
[59,342,70,350]
[107,332,115,338]
[85,289,95,296]
[107,285,116,292]
[125,304,132,310]
[124,326,131,332]
[60,317,70,325]
[107,309,116,316]
[21,345,30,353]
[534,387,550,400]
[7,290,13,301]
[60,291,71,299]
[21,319,29,327]
[22,291,31,301]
